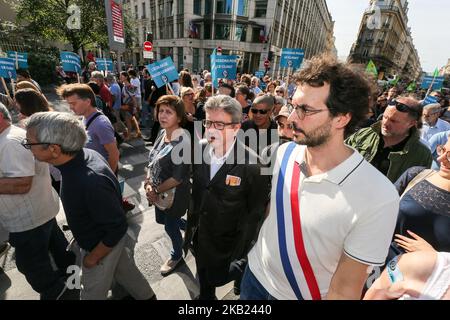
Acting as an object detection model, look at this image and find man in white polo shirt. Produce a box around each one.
[241,55,400,300]
[0,103,75,299]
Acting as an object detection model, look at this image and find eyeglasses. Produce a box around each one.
[290,103,331,120]
[276,121,293,129]
[437,145,450,162]
[21,138,54,150]
[251,108,269,115]
[202,119,238,130]
[184,93,194,97]
[388,99,420,118]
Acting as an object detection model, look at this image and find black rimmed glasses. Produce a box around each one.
[202,120,238,130]
[21,138,53,150]
[437,145,450,162]
[289,103,332,120]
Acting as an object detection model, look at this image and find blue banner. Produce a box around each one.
[211,55,237,87]
[280,48,305,69]
[6,51,28,69]
[96,58,114,72]
[421,75,445,90]
[60,51,81,74]
[0,58,17,79]
[255,71,265,78]
[147,57,178,88]
[422,95,438,106]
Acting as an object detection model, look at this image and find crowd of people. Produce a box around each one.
[0,54,449,300]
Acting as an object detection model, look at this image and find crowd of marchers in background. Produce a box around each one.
[0,54,449,300]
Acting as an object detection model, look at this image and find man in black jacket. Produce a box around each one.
[186,95,270,300]
[25,112,155,300]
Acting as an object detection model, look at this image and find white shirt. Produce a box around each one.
[209,140,236,180]
[130,77,141,98]
[0,125,59,232]
[421,118,450,143]
[247,142,399,300]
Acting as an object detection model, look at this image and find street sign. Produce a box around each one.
[143,51,154,59]
[143,41,153,52]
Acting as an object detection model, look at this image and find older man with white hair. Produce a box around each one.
[25,111,155,300]
[421,103,450,143]
[0,103,75,300]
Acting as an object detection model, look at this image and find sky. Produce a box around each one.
[326,0,449,73]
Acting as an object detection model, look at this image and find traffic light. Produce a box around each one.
[146,32,153,42]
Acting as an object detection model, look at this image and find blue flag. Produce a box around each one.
[422,95,438,106]
[421,75,445,90]
[0,58,17,79]
[7,51,28,69]
[96,58,114,72]
[60,51,81,74]
[280,49,305,69]
[211,55,237,87]
[255,71,265,79]
[147,57,179,88]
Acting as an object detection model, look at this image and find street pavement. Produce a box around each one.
[0,88,237,300]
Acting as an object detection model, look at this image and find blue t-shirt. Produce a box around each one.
[84,112,115,161]
[109,83,122,111]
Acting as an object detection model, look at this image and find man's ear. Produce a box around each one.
[334,113,352,129]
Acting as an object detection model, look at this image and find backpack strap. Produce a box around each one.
[85,112,102,130]
[401,169,435,199]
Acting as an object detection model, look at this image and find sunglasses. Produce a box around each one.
[388,99,420,117]
[251,108,269,115]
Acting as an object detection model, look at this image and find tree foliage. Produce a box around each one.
[15,0,110,52]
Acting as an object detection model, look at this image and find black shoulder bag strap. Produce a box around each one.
[85,112,102,130]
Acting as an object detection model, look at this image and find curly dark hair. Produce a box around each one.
[293,55,373,137]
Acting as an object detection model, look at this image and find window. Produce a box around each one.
[151,5,156,20]
[177,48,184,70]
[177,0,184,14]
[177,22,184,38]
[204,49,213,70]
[252,26,262,43]
[215,23,230,40]
[135,5,138,19]
[194,0,201,15]
[205,0,213,14]
[254,0,268,18]
[235,24,247,41]
[204,22,212,39]
[166,0,174,16]
[216,0,232,14]
[142,2,146,18]
[237,0,248,16]
[193,48,200,72]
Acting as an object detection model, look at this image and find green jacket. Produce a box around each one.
[346,122,432,183]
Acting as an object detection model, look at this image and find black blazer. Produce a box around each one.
[187,140,271,269]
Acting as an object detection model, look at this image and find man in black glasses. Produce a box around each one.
[186,95,270,300]
[347,96,432,182]
[241,95,278,155]
[241,55,400,300]
[0,103,76,299]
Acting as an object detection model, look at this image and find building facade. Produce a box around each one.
[349,0,421,81]
[123,0,334,75]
